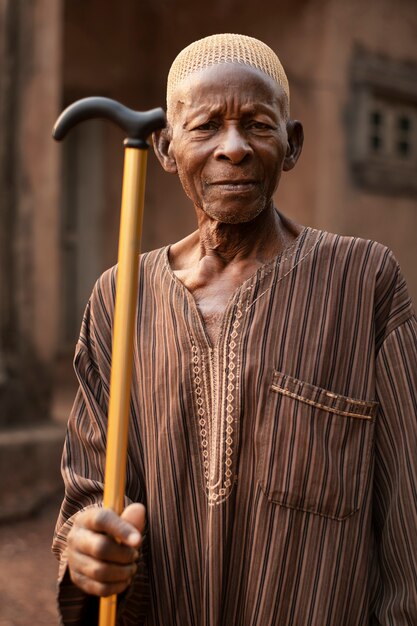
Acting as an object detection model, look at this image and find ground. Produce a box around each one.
[0,492,63,626]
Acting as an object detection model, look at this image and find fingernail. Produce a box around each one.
[128,531,140,545]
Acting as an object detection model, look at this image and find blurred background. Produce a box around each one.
[0,0,416,623]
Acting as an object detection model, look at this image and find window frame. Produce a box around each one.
[349,46,417,196]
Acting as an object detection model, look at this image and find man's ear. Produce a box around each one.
[283,120,304,171]
[152,127,177,174]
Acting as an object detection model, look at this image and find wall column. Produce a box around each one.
[0,0,63,425]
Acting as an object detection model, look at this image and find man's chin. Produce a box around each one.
[201,203,266,225]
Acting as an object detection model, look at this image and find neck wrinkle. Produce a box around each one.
[196,205,289,266]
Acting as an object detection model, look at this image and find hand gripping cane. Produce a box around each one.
[53,97,166,626]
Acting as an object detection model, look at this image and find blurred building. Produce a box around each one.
[1,0,416,433]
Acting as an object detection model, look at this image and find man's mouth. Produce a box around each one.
[208,180,258,191]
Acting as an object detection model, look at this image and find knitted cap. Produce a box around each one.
[167,33,289,113]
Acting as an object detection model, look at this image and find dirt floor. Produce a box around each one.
[0,492,63,626]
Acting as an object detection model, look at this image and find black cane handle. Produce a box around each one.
[53,97,166,148]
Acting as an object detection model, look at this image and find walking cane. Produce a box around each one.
[53,97,166,626]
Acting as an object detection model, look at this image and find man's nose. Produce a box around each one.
[214,126,253,163]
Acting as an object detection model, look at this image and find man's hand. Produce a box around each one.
[67,503,145,597]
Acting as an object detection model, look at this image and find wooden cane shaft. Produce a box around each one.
[99,147,148,626]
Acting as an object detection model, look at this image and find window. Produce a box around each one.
[365,101,416,162]
[349,47,417,195]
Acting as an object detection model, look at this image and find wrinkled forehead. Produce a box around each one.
[168,63,289,124]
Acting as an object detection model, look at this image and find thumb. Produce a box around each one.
[121,503,146,536]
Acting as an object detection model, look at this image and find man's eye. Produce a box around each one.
[248,121,272,130]
[193,121,218,131]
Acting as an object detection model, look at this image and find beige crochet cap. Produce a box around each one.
[167,33,290,115]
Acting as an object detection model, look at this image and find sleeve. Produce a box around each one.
[52,276,150,625]
[372,313,417,624]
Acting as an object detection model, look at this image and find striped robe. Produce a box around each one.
[53,227,417,625]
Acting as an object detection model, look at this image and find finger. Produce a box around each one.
[121,503,146,535]
[69,526,139,565]
[69,566,133,598]
[81,507,142,547]
[69,550,137,585]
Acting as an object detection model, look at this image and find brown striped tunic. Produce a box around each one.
[53,227,417,625]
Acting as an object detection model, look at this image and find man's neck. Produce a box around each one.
[194,205,295,267]
[168,205,303,276]
[167,205,303,346]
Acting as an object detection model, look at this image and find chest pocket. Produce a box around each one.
[256,370,377,521]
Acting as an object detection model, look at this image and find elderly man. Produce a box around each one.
[53,34,417,625]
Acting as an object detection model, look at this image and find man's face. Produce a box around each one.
[163,63,292,224]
